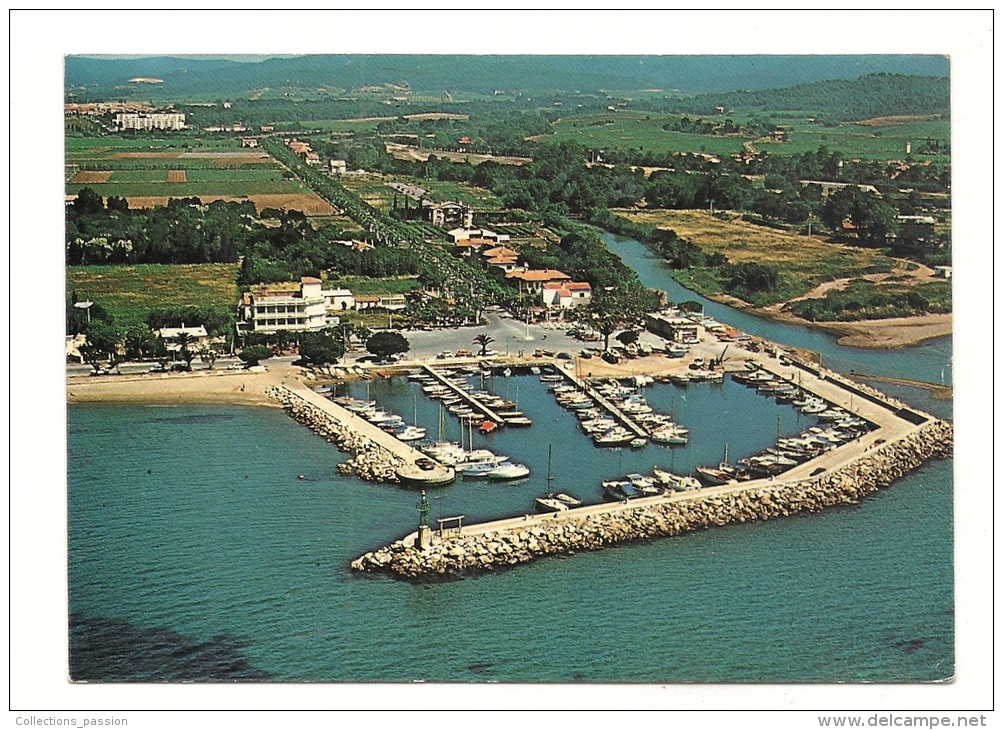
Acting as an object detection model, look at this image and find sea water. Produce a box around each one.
[67,374,953,682]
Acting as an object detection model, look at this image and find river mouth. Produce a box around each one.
[601,233,952,386]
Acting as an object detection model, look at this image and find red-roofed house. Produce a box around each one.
[542,281,592,310]
[505,269,571,295]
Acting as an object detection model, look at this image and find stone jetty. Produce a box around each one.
[267,385,406,483]
[351,419,953,579]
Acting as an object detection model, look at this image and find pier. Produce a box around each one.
[421,365,509,426]
[560,368,649,438]
[273,383,454,486]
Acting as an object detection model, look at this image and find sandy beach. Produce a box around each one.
[66,363,297,407]
[747,305,952,349]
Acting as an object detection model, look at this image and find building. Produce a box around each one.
[426,201,473,228]
[933,266,953,279]
[505,269,571,295]
[238,277,331,334]
[323,288,356,312]
[448,227,509,244]
[541,281,592,311]
[157,324,209,352]
[329,159,347,175]
[114,112,186,131]
[645,312,700,343]
[799,180,880,197]
[352,294,407,312]
[241,137,258,148]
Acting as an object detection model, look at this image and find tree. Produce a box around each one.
[366,331,410,362]
[616,330,639,347]
[299,331,345,366]
[123,324,157,361]
[72,187,104,216]
[238,345,272,367]
[199,347,219,370]
[473,334,495,356]
[80,320,121,371]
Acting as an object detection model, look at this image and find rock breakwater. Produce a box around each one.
[352,419,953,579]
[268,386,405,483]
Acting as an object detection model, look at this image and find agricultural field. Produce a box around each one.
[616,208,897,303]
[419,180,504,211]
[547,112,747,158]
[761,116,950,160]
[66,263,238,330]
[65,136,334,215]
[338,177,397,211]
[546,111,950,162]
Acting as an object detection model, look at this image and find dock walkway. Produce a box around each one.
[421,365,508,426]
[282,381,442,469]
[560,368,649,438]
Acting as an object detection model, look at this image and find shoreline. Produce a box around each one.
[66,365,296,407]
[691,289,952,349]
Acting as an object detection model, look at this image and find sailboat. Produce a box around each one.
[696,444,745,486]
[536,445,581,512]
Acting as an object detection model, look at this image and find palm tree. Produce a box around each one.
[473,334,494,356]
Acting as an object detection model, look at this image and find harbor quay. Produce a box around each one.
[349,348,951,579]
[351,418,952,579]
[268,383,454,485]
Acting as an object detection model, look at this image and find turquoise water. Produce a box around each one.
[68,375,953,682]
[68,231,952,682]
[602,233,953,386]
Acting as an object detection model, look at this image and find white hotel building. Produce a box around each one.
[114,112,186,131]
[238,278,354,335]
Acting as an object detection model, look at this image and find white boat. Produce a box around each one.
[650,427,688,445]
[594,427,634,447]
[505,416,533,427]
[487,462,530,480]
[553,492,581,507]
[630,438,647,449]
[395,426,427,442]
[535,497,569,513]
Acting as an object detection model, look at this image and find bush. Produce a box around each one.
[238,344,273,366]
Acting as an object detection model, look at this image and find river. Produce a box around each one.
[602,233,953,386]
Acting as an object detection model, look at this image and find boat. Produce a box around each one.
[650,427,688,445]
[395,426,427,442]
[478,420,498,434]
[652,467,701,491]
[602,480,639,501]
[630,438,647,449]
[540,374,565,383]
[487,462,530,480]
[505,416,533,427]
[536,445,576,512]
[535,497,569,513]
[460,462,499,478]
[593,427,635,447]
[669,373,690,386]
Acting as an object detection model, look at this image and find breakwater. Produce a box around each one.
[267,386,405,483]
[351,419,952,579]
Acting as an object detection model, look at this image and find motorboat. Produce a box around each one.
[630,438,648,449]
[487,462,530,480]
[395,426,427,442]
[593,427,635,447]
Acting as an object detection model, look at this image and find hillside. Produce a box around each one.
[65,54,949,102]
[661,72,951,122]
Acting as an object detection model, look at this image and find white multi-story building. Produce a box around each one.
[239,279,360,334]
[114,112,186,131]
[239,277,330,334]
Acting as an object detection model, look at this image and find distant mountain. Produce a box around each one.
[65,54,949,100]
